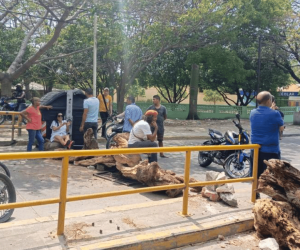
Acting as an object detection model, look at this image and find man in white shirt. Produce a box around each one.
[128,110,159,163]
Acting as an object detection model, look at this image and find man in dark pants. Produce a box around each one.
[97,87,112,138]
[80,88,99,139]
[128,110,159,163]
[147,95,167,157]
[250,91,284,199]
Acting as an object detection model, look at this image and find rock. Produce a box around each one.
[44,139,64,151]
[202,188,220,201]
[218,235,225,241]
[259,238,279,250]
[216,184,235,193]
[206,171,220,191]
[220,193,238,207]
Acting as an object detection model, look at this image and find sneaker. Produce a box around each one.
[256,193,261,199]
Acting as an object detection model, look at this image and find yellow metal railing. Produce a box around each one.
[0,111,26,141]
[0,144,260,235]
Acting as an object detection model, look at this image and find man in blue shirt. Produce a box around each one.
[250,91,284,198]
[80,88,100,139]
[116,96,142,133]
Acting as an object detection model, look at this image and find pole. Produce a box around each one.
[93,15,97,97]
[256,35,262,107]
[182,151,191,215]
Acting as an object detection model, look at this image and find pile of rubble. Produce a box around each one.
[201,171,238,207]
[253,159,300,250]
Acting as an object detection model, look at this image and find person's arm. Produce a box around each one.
[16,92,25,100]
[80,109,88,132]
[147,121,158,142]
[163,107,167,120]
[116,111,125,119]
[40,105,52,110]
[275,111,285,132]
[66,121,71,132]
[20,109,31,123]
[52,121,68,131]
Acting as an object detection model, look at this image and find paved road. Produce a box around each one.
[0,137,298,222]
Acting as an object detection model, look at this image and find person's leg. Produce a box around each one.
[53,135,67,146]
[128,141,158,163]
[63,135,70,145]
[27,129,35,152]
[92,122,98,139]
[84,122,91,134]
[100,112,109,137]
[35,130,44,151]
[157,133,167,157]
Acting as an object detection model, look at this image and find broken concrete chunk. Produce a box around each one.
[220,193,238,207]
[202,187,220,201]
[259,238,279,250]
[205,171,220,191]
[216,184,235,193]
[216,172,226,181]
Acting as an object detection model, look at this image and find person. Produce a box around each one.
[116,96,143,132]
[250,91,284,199]
[50,112,73,149]
[80,88,99,139]
[13,84,26,111]
[271,95,285,140]
[128,110,159,163]
[20,97,52,151]
[147,95,168,158]
[97,87,113,138]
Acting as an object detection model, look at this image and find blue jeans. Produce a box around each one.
[27,129,44,151]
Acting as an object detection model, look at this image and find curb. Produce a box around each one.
[80,215,254,250]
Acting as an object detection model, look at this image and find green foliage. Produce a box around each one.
[203,90,223,105]
[126,80,145,101]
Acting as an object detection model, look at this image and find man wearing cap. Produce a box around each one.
[97,87,113,138]
[128,110,159,163]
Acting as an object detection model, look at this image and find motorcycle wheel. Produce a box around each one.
[0,107,6,125]
[0,173,16,223]
[106,132,118,149]
[0,163,10,178]
[105,123,115,140]
[224,153,250,179]
[198,142,213,167]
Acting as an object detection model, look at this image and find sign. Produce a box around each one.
[279,92,299,97]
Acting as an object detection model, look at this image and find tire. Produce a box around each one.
[105,123,115,140]
[0,163,10,178]
[0,173,16,223]
[198,141,213,167]
[106,132,117,149]
[224,153,251,179]
[0,107,6,125]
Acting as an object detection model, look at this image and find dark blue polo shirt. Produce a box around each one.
[250,106,284,153]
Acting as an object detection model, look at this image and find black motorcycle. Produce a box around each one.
[105,119,124,149]
[198,114,251,178]
[0,96,28,125]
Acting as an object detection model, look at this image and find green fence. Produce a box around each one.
[113,103,298,123]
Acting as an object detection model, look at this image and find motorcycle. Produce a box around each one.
[0,162,16,223]
[198,114,251,178]
[0,96,29,125]
[105,118,124,149]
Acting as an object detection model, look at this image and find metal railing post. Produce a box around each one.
[11,114,15,141]
[182,151,191,216]
[18,114,22,136]
[251,147,259,202]
[57,156,69,235]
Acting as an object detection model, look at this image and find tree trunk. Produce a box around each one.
[117,68,128,113]
[24,80,31,100]
[186,64,200,120]
[0,74,12,97]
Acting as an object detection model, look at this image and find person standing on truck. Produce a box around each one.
[147,95,168,158]
[80,88,99,139]
[97,87,113,138]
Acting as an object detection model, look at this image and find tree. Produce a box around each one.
[126,80,145,101]
[139,49,190,103]
[0,0,87,96]
[203,90,223,105]
[186,64,199,120]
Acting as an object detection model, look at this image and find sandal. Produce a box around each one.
[65,140,71,148]
[68,141,74,149]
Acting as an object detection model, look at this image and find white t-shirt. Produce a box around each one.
[50,120,67,142]
[128,120,152,144]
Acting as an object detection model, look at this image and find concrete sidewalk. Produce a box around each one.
[0,192,255,250]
